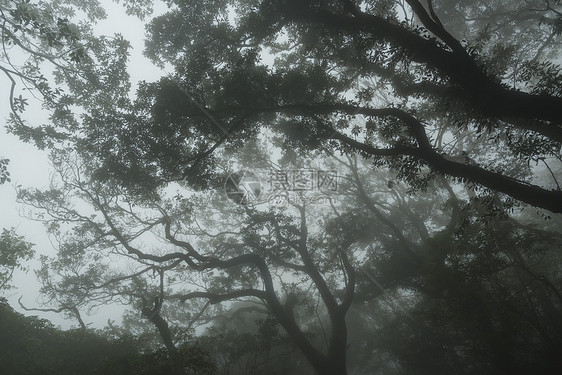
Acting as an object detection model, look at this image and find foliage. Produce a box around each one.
[0,228,34,291]
[196,305,312,375]
[27,0,557,215]
[0,296,133,375]
[351,199,562,374]
[0,296,215,375]
[0,157,10,184]
[0,0,151,148]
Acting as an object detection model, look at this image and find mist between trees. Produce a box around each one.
[1,1,562,374]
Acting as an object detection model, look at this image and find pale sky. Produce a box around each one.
[0,0,166,328]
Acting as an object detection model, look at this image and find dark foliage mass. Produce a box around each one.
[67,0,562,212]
[0,298,215,375]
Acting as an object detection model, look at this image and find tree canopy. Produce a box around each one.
[4,1,562,375]
[40,0,561,213]
[0,296,215,375]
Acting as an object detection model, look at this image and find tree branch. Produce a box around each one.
[293,9,562,124]
[168,289,267,304]
[326,120,562,213]
[18,296,86,333]
[246,102,562,213]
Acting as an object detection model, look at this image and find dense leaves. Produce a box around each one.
[0,158,10,184]
[39,0,559,214]
[0,297,217,375]
[364,213,562,374]
[0,228,34,291]
[0,0,151,148]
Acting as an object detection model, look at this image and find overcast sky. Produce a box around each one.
[0,0,166,328]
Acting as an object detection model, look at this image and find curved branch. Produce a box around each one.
[198,103,562,142]
[293,205,340,317]
[92,200,195,265]
[339,246,356,313]
[18,296,86,333]
[168,289,267,304]
[162,218,210,262]
[326,121,562,213]
[141,296,177,354]
[405,0,466,54]
[294,9,562,124]
[219,102,562,212]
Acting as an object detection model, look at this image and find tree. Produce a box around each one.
[12,1,562,374]
[18,147,364,375]
[195,303,311,375]
[46,0,560,214]
[20,135,562,374]
[0,0,153,187]
[0,296,214,375]
[0,228,34,291]
[0,0,153,148]
[329,155,562,374]
[360,211,562,374]
[21,137,562,374]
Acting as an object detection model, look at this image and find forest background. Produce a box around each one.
[1,1,562,374]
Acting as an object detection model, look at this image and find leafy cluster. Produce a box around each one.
[0,228,34,291]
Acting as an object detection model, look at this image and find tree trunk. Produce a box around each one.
[311,314,349,375]
[142,299,185,375]
[323,314,349,375]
